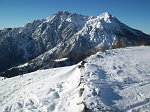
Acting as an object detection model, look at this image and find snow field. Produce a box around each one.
[0,65,84,112]
[82,46,150,111]
[1,46,150,112]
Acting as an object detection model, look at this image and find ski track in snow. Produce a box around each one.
[1,46,150,112]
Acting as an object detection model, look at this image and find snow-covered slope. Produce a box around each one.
[83,46,150,111]
[0,65,84,112]
[1,11,150,77]
[1,46,150,112]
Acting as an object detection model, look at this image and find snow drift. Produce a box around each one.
[0,65,84,112]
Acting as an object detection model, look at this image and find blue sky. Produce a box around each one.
[0,0,150,34]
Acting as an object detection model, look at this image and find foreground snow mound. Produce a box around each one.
[0,65,84,112]
[83,46,150,112]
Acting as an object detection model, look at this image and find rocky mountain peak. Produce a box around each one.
[0,11,150,77]
[99,12,114,23]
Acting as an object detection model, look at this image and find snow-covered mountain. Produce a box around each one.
[1,46,150,112]
[0,11,150,77]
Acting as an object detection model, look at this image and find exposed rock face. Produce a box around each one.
[0,11,150,77]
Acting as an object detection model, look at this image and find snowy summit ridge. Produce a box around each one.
[99,12,114,23]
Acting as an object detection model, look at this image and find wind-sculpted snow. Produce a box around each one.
[0,65,84,112]
[0,11,150,77]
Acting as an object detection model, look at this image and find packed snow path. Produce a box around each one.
[82,46,150,112]
[0,65,84,112]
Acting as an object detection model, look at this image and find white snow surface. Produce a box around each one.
[1,46,150,112]
[83,46,150,112]
[0,65,84,112]
[55,58,68,62]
